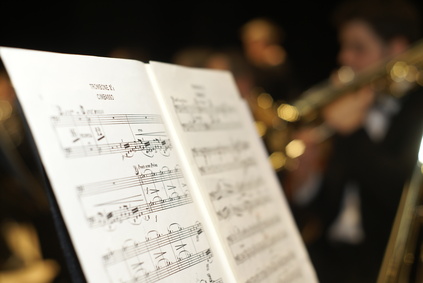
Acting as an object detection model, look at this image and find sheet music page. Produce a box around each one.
[0,47,230,283]
[148,61,318,283]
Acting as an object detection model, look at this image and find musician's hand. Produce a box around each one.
[322,86,375,135]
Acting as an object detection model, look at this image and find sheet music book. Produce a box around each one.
[0,46,318,283]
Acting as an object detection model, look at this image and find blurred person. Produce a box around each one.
[240,17,301,103]
[286,0,423,282]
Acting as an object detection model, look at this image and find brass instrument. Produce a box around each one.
[293,38,423,123]
[377,157,423,283]
[252,39,423,174]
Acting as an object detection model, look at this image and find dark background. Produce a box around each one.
[1,1,423,91]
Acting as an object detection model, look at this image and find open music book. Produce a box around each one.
[0,47,317,283]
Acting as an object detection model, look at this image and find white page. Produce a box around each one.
[148,61,318,283]
[0,47,230,283]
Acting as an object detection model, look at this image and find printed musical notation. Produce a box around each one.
[102,222,223,283]
[226,216,281,246]
[244,252,299,283]
[208,176,263,204]
[215,195,272,221]
[208,175,268,221]
[171,97,242,132]
[50,106,172,159]
[232,231,287,265]
[77,165,191,229]
[191,140,256,175]
[207,171,289,273]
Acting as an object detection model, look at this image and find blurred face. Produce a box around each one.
[337,20,387,72]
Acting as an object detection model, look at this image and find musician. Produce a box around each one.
[239,17,301,103]
[290,0,423,282]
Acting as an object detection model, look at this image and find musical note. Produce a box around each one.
[209,176,263,202]
[191,140,256,175]
[51,112,163,127]
[233,232,287,265]
[77,166,192,228]
[215,196,272,220]
[102,223,214,283]
[78,166,184,196]
[103,223,203,265]
[87,193,193,228]
[60,137,173,159]
[244,252,299,283]
[226,216,281,245]
[171,96,242,132]
[50,106,172,159]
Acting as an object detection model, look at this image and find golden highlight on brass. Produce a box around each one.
[337,65,355,83]
[390,61,409,82]
[254,120,267,137]
[269,151,286,171]
[285,139,306,159]
[277,103,299,122]
[257,92,273,109]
